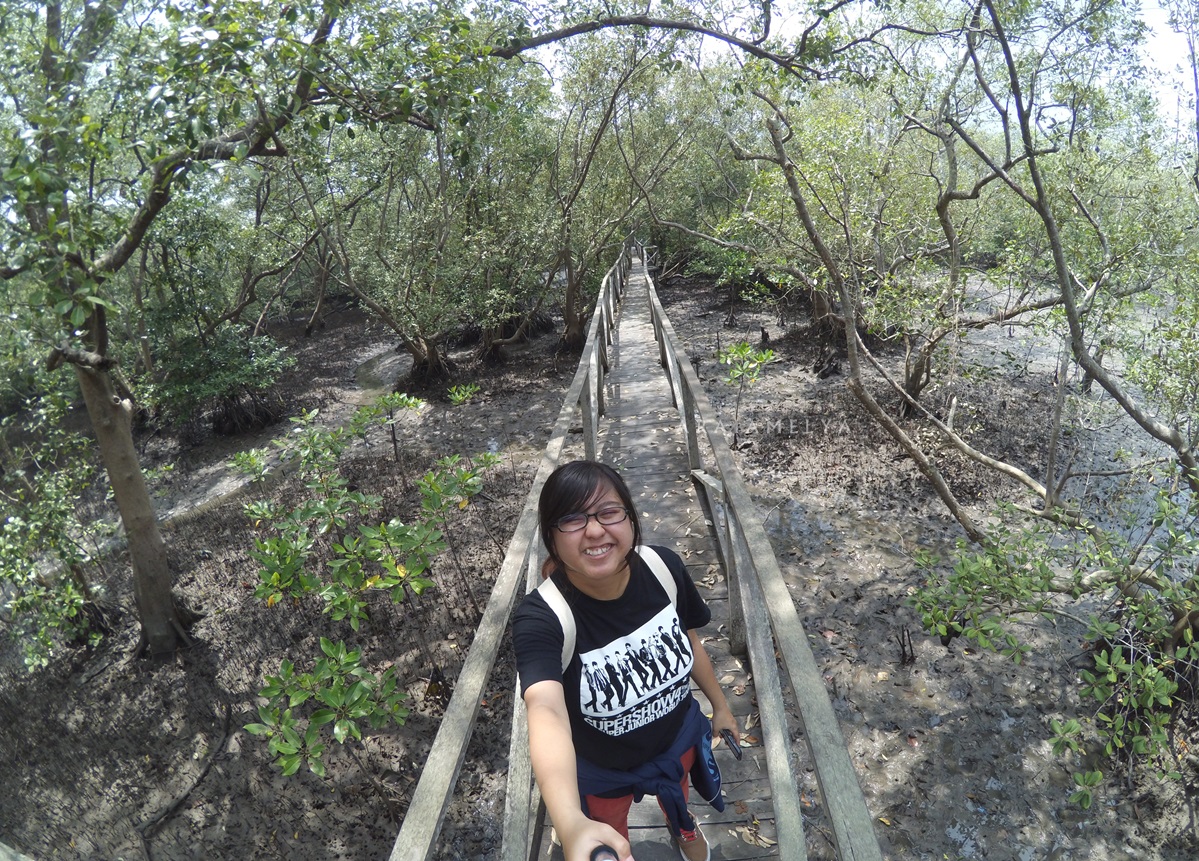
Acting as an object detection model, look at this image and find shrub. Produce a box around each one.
[141,326,295,437]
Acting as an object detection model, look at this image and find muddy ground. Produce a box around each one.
[1,279,1196,861]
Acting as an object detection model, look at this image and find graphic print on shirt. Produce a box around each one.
[577,606,694,736]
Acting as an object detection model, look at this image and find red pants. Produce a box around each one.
[583,746,697,839]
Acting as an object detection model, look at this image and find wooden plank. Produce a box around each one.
[0,842,37,861]
[689,473,747,658]
[583,355,597,461]
[731,513,807,860]
[645,281,884,861]
[681,383,701,471]
[501,552,546,861]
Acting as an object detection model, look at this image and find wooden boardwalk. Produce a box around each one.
[396,244,879,861]
[537,261,781,860]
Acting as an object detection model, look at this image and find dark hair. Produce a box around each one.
[539,460,641,568]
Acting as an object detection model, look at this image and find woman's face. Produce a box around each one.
[551,482,634,599]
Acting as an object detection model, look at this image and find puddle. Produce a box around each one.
[355,348,410,395]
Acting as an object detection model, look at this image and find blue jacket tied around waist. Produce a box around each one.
[575,697,725,836]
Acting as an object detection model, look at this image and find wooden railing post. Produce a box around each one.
[691,470,746,658]
[583,358,598,461]
[681,382,700,472]
[729,520,806,858]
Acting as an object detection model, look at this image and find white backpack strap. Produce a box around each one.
[636,545,677,607]
[539,548,674,675]
[537,577,575,674]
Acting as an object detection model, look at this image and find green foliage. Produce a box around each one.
[447,383,480,405]
[417,453,501,521]
[347,393,426,441]
[1123,290,1199,426]
[237,394,500,776]
[719,341,774,389]
[0,394,112,670]
[908,532,1057,664]
[717,341,773,443]
[685,244,757,291]
[230,449,271,485]
[1048,626,1197,812]
[244,638,409,777]
[1070,769,1104,810]
[0,311,57,417]
[912,489,1199,806]
[138,327,294,433]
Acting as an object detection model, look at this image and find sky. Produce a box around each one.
[1142,0,1194,123]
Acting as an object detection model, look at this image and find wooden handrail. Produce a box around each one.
[389,245,631,861]
[645,275,884,861]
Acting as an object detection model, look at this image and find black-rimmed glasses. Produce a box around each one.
[554,507,630,533]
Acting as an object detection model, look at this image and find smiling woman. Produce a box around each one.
[512,460,738,861]
[538,461,640,600]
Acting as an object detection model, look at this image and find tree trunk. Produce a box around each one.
[304,244,332,337]
[811,287,834,323]
[408,336,451,380]
[901,340,933,417]
[560,256,587,351]
[73,364,190,656]
[560,312,587,351]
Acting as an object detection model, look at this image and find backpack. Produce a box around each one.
[536,545,678,673]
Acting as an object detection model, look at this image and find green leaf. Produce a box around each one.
[288,690,312,707]
[310,708,337,726]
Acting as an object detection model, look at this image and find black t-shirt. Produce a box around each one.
[512,546,711,771]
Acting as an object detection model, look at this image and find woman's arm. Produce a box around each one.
[687,629,739,740]
[524,679,633,861]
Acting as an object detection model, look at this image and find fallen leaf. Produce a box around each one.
[878,817,892,826]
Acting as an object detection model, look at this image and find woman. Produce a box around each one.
[513,461,739,861]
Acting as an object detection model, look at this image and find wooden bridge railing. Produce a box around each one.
[645,272,884,861]
[387,243,634,861]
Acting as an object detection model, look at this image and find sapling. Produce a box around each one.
[717,341,774,446]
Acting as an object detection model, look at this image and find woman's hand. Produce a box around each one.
[710,702,739,747]
[557,813,633,861]
[686,629,740,747]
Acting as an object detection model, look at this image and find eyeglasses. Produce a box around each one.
[554,507,630,533]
